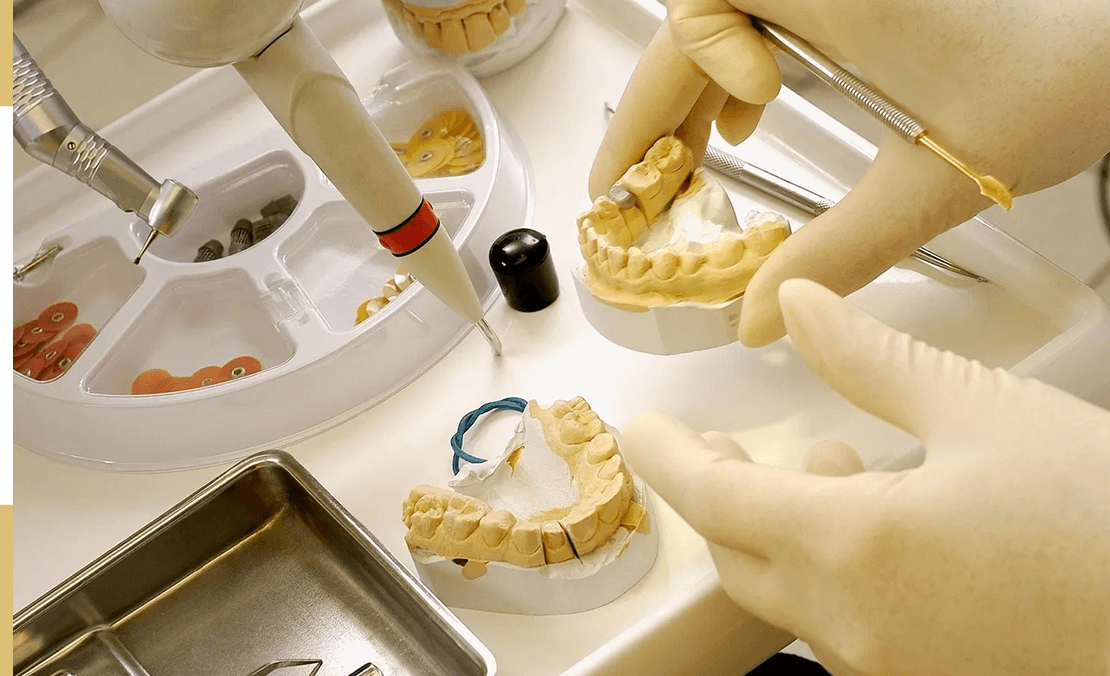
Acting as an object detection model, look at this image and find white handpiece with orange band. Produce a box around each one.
[97,0,501,354]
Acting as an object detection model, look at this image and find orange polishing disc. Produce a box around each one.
[219,356,262,381]
[131,368,174,395]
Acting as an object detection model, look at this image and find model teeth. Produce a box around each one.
[607,247,628,275]
[616,136,694,222]
[597,455,622,481]
[626,247,650,278]
[586,433,617,464]
[385,0,524,54]
[560,419,590,445]
[550,399,573,418]
[563,507,599,544]
[463,13,497,50]
[679,251,705,275]
[745,222,789,256]
[510,521,542,554]
[577,137,792,308]
[447,510,482,539]
[651,250,679,280]
[706,237,742,269]
[403,399,646,569]
[489,3,511,31]
[541,521,576,564]
[596,478,625,525]
[480,510,515,546]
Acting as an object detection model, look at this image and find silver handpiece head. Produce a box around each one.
[135,179,200,263]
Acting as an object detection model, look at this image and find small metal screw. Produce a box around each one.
[67,141,76,150]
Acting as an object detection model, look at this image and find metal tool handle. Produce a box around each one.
[14,34,158,214]
[752,19,925,143]
[702,146,836,214]
[704,144,988,282]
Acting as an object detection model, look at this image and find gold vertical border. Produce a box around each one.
[3,0,13,104]
[2,507,12,675]
[2,0,12,105]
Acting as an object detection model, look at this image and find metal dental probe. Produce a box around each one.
[751,19,1013,210]
[602,104,988,283]
[13,35,199,265]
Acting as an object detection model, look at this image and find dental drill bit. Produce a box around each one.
[13,35,199,265]
[601,104,988,283]
[751,19,1013,210]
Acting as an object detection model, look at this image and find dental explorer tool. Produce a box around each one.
[602,104,988,283]
[12,35,199,265]
[751,19,1013,210]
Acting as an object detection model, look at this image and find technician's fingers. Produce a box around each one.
[696,431,797,628]
[716,97,765,146]
[775,278,1049,451]
[589,23,708,199]
[675,82,730,165]
[621,411,872,557]
[805,440,864,477]
[738,134,988,347]
[667,0,780,106]
[700,429,752,462]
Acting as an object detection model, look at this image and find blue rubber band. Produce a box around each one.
[452,397,528,474]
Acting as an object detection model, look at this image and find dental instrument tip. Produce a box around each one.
[475,317,502,356]
[134,228,159,264]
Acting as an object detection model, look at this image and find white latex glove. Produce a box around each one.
[590,0,1110,347]
[621,279,1110,676]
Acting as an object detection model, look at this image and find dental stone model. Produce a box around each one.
[402,397,649,576]
[382,0,526,54]
[577,136,791,308]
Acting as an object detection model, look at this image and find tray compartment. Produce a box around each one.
[365,70,487,179]
[84,269,296,395]
[13,237,145,382]
[13,453,495,676]
[132,150,306,264]
[280,191,473,332]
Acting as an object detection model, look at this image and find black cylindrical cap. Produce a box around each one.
[489,228,559,312]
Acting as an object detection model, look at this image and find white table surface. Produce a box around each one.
[14,0,1110,673]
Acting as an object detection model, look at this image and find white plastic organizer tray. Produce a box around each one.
[13,57,534,471]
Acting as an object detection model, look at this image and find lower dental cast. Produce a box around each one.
[402,397,649,576]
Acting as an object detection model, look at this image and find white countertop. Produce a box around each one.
[14,0,1110,673]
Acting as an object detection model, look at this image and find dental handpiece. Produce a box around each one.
[12,35,199,264]
[233,18,501,356]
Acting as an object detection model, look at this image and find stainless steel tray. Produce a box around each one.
[13,451,496,676]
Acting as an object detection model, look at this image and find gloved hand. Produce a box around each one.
[621,279,1110,676]
[590,0,1110,347]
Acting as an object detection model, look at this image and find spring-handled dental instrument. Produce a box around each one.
[750,19,1013,210]
[12,35,199,265]
[602,104,988,283]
